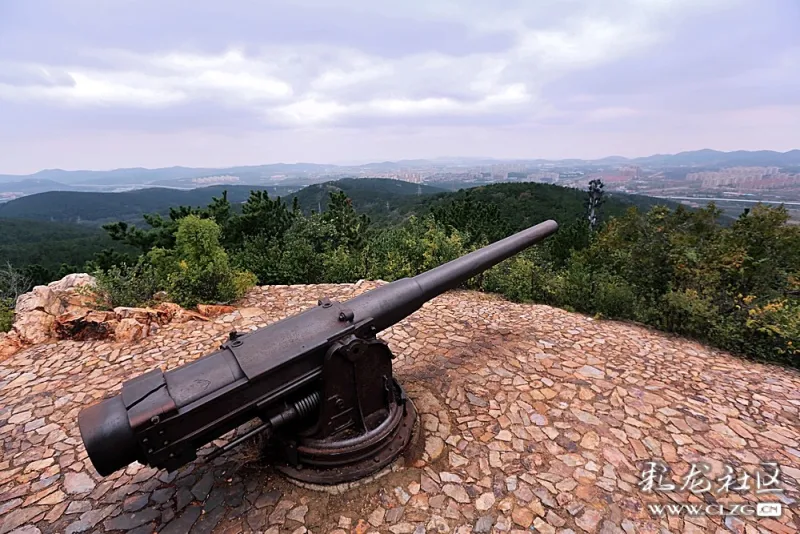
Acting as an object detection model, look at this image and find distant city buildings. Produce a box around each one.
[192,175,240,185]
[686,167,797,190]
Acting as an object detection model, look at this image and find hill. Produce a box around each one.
[0,163,340,187]
[0,185,300,225]
[0,218,133,271]
[354,181,685,229]
[0,178,77,195]
[631,149,800,167]
[290,178,446,221]
[0,176,687,233]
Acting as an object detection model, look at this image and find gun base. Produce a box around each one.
[275,381,417,485]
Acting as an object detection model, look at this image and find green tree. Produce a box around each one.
[225,190,296,250]
[431,191,511,246]
[322,191,371,250]
[152,215,256,308]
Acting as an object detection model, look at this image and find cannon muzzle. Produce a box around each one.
[79,396,139,476]
[346,219,558,330]
[78,220,559,483]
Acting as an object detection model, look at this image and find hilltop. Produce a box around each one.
[291,178,446,221]
[1,281,798,533]
[0,178,682,229]
[0,185,299,226]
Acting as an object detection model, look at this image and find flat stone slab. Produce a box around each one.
[1,282,799,534]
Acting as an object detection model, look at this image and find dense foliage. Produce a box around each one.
[94,215,257,309]
[486,204,799,364]
[1,180,796,369]
[0,218,135,274]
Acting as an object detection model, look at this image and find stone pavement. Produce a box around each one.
[1,282,799,534]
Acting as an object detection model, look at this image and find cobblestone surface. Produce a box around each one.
[1,281,799,534]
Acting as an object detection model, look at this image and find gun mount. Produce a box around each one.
[78,220,558,484]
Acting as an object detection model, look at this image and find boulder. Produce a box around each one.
[47,273,96,293]
[114,318,148,343]
[2,273,216,360]
[197,304,237,318]
[12,274,100,345]
[113,306,172,325]
[14,309,55,344]
[155,303,209,323]
[14,285,54,314]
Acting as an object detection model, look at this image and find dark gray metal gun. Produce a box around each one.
[78,220,558,484]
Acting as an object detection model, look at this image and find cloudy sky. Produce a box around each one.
[1,0,798,173]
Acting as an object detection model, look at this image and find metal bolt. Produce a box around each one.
[150,416,160,425]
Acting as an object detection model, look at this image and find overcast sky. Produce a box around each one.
[1,0,798,173]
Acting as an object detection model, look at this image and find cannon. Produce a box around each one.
[78,220,558,484]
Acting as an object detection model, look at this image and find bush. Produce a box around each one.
[0,298,13,332]
[656,289,717,337]
[93,261,163,309]
[549,261,594,313]
[232,237,284,285]
[742,299,799,362]
[482,256,535,303]
[323,246,365,283]
[592,274,638,319]
[161,216,257,308]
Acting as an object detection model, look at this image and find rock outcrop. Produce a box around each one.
[0,274,209,361]
[11,273,96,344]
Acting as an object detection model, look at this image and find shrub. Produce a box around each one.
[162,216,257,308]
[0,298,13,332]
[550,261,594,314]
[482,257,535,303]
[93,261,163,309]
[323,246,365,283]
[592,274,638,319]
[232,237,284,285]
[742,299,799,362]
[656,289,717,338]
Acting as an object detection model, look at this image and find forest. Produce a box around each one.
[1,180,797,367]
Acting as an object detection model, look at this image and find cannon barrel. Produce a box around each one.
[78,220,558,478]
[346,219,559,331]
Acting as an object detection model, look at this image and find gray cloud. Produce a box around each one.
[0,0,797,173]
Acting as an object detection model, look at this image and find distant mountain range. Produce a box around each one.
[0,185,299,225]
[1,149,798,195]
[0,179,447,226]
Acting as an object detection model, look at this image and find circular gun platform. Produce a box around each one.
[276,392,418,485]
[1,282,798,534]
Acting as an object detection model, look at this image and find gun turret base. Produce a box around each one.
[275,382,417,485]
